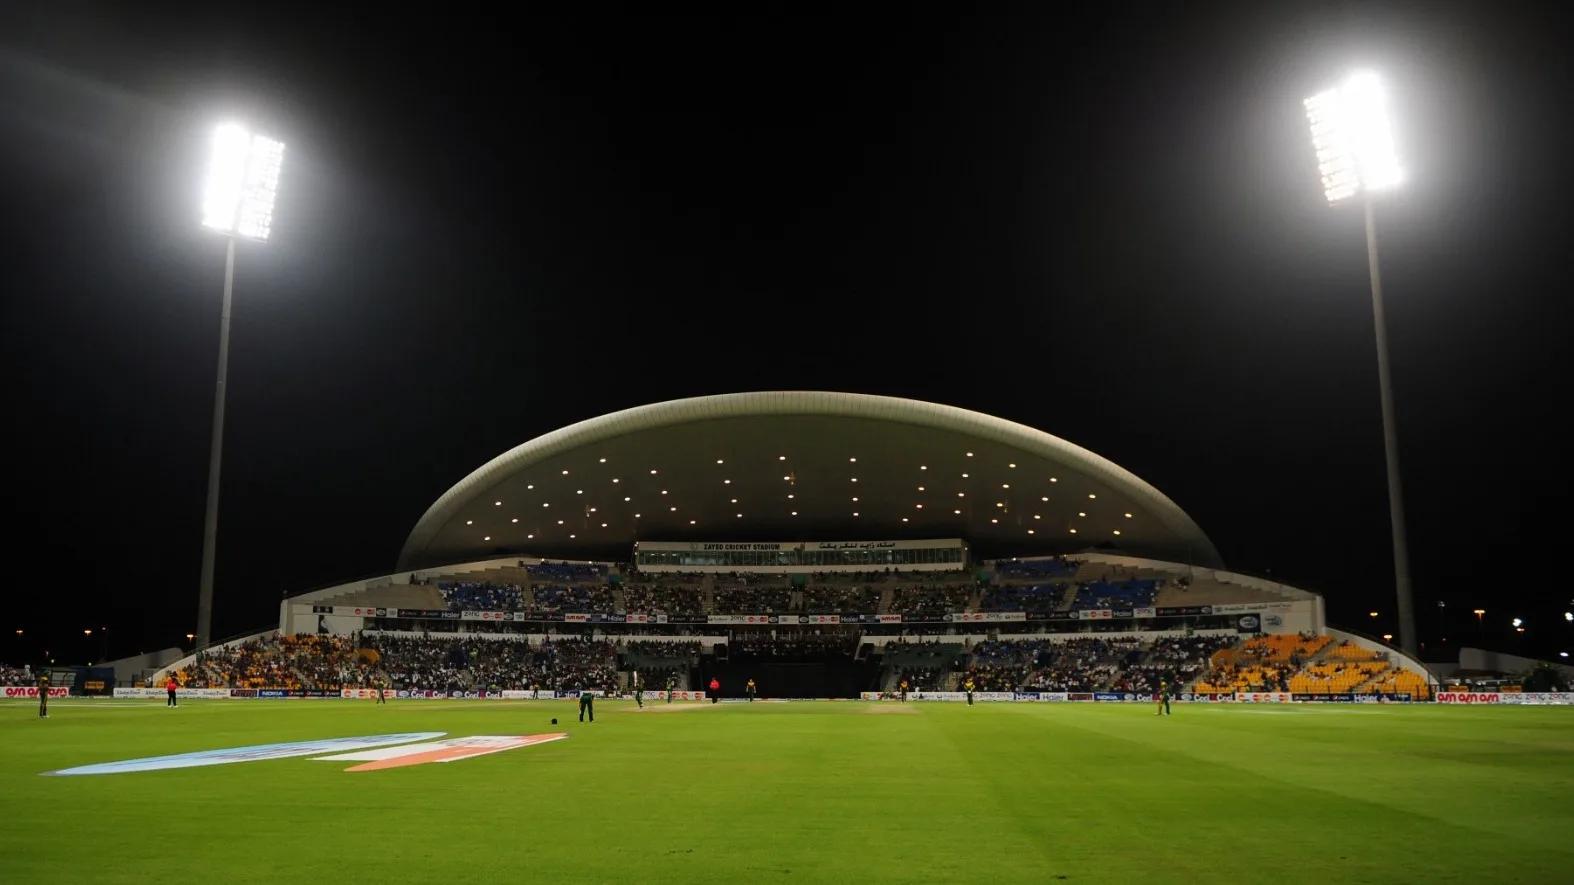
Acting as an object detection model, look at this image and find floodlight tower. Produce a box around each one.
[1303,72,1417,656]
[195,123,285,650]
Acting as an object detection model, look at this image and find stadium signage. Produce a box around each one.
[47,733,446,776]
[112,687,231,699]
[4,686,70,698]
[1435,692,1501,704]
[1238,692,1294,703]
[1497,692,1574,705]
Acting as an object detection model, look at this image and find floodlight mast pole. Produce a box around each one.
[1363,197,1417,656]
[195,235,236,651]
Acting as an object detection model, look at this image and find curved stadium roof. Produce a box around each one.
[398,391,1221,570]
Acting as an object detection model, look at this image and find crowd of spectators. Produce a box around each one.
[1106,635,1233,694]
[175,634,358,689]
[439,581,523,611]
[171,633,620,693]
[1,664,33,684]
[978,583,1068,612]
[532,584,615,613]
[714,584,793,614]
[1068,579,1159,611]
[889,584,972,619]
[622,584,705,616]
[800,585,880,613]
[958,636,1219,693]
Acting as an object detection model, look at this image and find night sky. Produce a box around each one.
[2,3,1570,664]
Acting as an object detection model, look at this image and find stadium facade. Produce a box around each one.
[154,392,1440,700]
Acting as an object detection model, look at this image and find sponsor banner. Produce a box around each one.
[4,686,70,698]
[1133,607,1156,618]
[1039,692,1070,702]
[624,613,650,624]
[1436,692,1501,704]
[317,733,569,772]
[1068,692,1094,701]
[802,614,841,625]
[910,691,968,702]
[975,692,1016,702]
[950,612,1027,623]
[230,688,258,698]
[1155,605,1213,616]
[1497,692,1574,705]
[1013,692,1041,702]
[1238,691,1293,704]
[395,608,461,620]
[1092,692,1125,702]
[1029,611,1077,621]
[563,613,590,623]
[48,733,445,776]
[500,690,554,700]
[336,606,389,618]
[341,688,393,699]
[653,690,707,701]
[1113,609,1135,619]
[876,614,902,624]
[1178,692,1236,703]
[1210,602,1295,615]
[1236,614,1262,632]
[460,610,509,622]
[707,614,779,625]
[1081,609,1113,620]
[1293,693,1357,703]
[555,690,606,698]
[112,687,230,699]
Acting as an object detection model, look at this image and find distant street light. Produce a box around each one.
[1382,633,1394,642]
[194,123,285,651]
[1473,608,1486,624]
[1305,71,1416,657]
[83,629,92,636]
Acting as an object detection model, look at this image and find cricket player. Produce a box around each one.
[963,676,975,706]
[377,675,389,705]
[1156,680,1171,716]
[665,673,676,703]
[578,689,595,722]
[37,670,50,719]
[745,678,757,702]
[898,677,909,702]
[166,676,179,707]
[633,671,644,709]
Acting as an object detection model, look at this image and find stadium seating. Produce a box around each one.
[993,557,1077,579]
[714,584,794,614]
[1067,579,1159,611]
[439,581,524,611]
[978,583,1070,612]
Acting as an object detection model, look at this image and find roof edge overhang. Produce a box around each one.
[397,391,1222,570]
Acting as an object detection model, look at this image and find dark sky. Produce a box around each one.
[2,3,1570,664]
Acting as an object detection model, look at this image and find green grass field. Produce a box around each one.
[2,698,1571,884]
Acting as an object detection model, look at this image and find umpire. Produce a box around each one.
[578,689,595,722]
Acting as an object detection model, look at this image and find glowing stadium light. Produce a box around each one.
[1369,611,1380,618]
[1562,652,1570,659]
[202,124,285,240]
[1564,611,1572,622]
[1510,617,1523,628]
[194,123,289,650]
[1304,71,1403,204]
[1303,73,1419,658]
[1382,633,1394,641]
